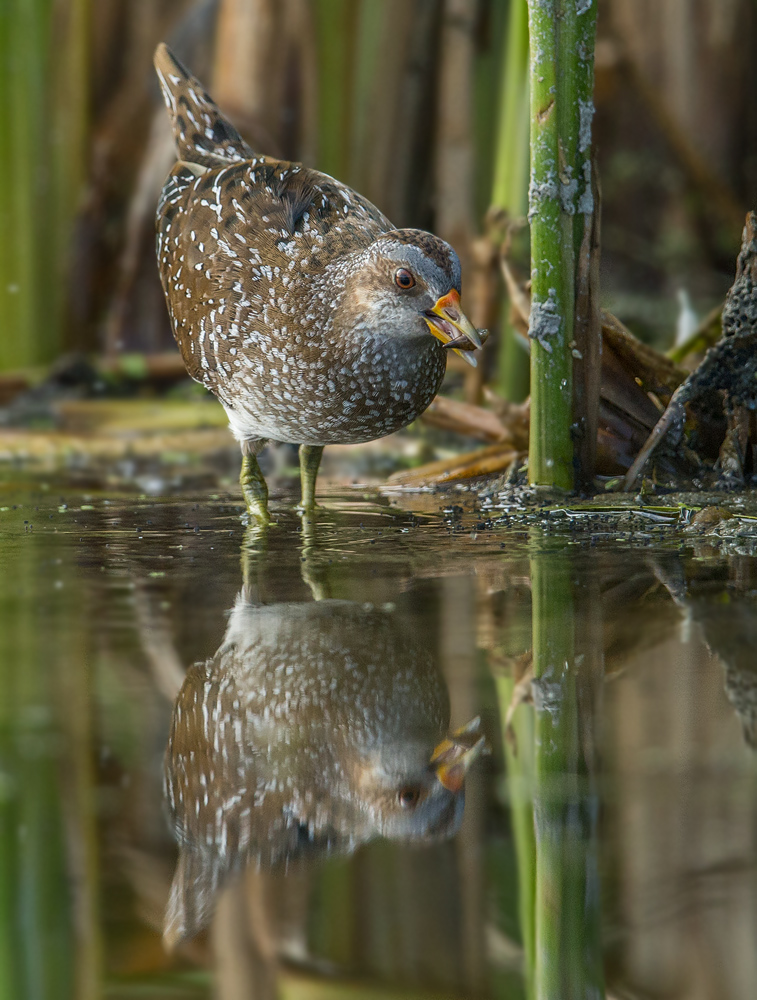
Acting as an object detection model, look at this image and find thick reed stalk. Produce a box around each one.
[492,0,531,402]
[527,1,598,489]
[0,1,47,370]
[529,540,605,1000]
[0,0,89,371]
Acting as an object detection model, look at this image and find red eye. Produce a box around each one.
[398,786,421,809]
[394,268,415,290]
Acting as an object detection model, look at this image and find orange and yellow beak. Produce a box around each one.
[424,289,487,368]
[430,716,487,794]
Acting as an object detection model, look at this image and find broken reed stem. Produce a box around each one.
[527,1,598,489]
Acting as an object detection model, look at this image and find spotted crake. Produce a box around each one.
[154,43,485,519]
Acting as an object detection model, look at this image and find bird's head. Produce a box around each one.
[341,229,487,366]
[355,716,487,842]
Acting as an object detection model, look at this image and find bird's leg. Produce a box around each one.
[298,444,324,511]
[240,453,271,523]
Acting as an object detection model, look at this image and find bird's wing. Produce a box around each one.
[156,155,393,391]
[154,42,255,167]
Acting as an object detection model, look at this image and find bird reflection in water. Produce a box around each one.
[163,524,485,948]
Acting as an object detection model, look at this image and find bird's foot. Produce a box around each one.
[241,500,275,526]
[240,453,274,525]
[296,499,324,513]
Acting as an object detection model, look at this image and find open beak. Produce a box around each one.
[424,289,487,368]
[430,716,487,793]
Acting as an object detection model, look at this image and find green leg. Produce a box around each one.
[240,452,271,523]
[298,444,324,510]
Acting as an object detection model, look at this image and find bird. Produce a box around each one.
[153,44,485,521]
[163,594,485,947]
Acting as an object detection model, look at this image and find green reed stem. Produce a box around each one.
[527,1,597,489]
[314,0,357,182]
[491,0,531,403]
[492,0,529,215]
[0,1,45,370]
[0,0,89,370]
[50,0,90,354]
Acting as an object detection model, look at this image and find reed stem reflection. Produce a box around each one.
[497,539,606,999]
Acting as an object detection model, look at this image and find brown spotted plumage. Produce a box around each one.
[154,44,484,518]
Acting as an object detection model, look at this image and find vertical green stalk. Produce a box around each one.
[492,0,531,402]
[492,1,529,214]
[527,1,597,489]
[0,0,89,371]
[50,0,90,356]
[314,0,357,182]
[0,0,49,370]
[349,0,383,192]
[0,6,12,369]
[529,539,604,1000]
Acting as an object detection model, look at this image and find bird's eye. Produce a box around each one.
[394,268,415,290]
[398,785,421,809]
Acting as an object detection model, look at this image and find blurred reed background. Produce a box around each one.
[2,0,756,403]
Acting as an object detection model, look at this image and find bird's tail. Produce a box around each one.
[154,43,254,168]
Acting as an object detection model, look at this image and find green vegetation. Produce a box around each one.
[0,539,77,999]
[494,670,536,999]
[491,0,531,403]
[526,1,597,489]
[0,0,89,370]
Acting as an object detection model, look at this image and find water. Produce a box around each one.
[2,486,756,1000]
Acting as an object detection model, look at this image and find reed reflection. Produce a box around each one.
[163,523,484,948]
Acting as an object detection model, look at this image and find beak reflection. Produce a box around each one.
[431,716,487,793]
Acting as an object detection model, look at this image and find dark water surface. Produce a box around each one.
[2,486,757,1000]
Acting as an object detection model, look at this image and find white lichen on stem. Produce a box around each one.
[527,0,597,490]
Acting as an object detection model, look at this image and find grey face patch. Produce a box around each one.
[372,232,461,297]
